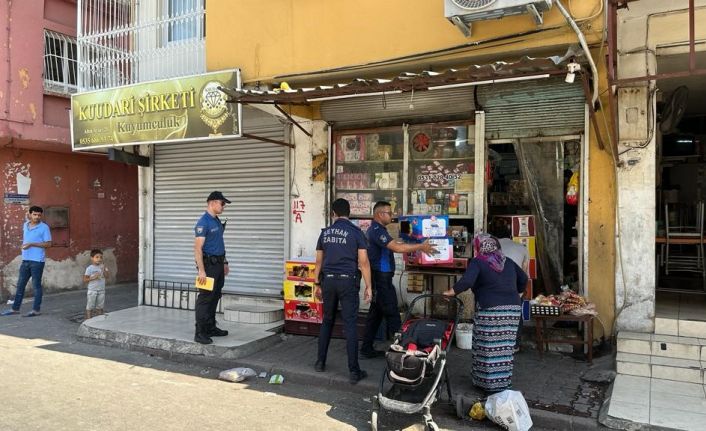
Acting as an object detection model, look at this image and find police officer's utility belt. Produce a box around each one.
[203,254,226,265]
[324,273,355,279]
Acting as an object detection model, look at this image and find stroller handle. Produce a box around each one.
[406,293,465,322]
[408,293,464,310]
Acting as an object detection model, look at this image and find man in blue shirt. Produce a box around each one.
[1,206,52,317]
[360,201,436,358]
[313,198,372,384]
[193,191,231,344]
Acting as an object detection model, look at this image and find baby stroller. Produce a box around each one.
[371,294,464,431]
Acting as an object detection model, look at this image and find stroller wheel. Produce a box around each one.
[370,410,378,431]
[425,421,439,431]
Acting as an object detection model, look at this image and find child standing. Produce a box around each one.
[84,249,108,319]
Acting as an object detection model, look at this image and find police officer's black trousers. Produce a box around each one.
[317,275,361,373]
[361,271,401,353]
[195,259,225,329]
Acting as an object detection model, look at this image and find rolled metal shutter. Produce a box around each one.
[320,87,474,126]
[479,78,585,139]
[153,107,287,296]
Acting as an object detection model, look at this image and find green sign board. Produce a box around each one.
[71,69,241,151]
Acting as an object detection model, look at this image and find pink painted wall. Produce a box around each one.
[0,0,75,149]
[0,148,139,296]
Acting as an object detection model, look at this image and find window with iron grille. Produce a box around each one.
[44,30,78,96]
[166,0,204,43]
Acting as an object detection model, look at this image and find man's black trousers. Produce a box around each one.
[195,259,225,328]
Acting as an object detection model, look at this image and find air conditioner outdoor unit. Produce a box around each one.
[445,0,553,37]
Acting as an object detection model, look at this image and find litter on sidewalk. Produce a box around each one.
[218,367,257,383]
[485,390,533,431]
[268,374,284,384]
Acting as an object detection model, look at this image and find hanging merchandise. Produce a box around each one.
[565,171,579,206]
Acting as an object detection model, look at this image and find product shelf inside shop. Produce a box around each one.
[336,188,404,192]
[409,157,474,162]
[337,159,404,164]
[416,186,456,190]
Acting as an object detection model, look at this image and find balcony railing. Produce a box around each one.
[77,0,205,91]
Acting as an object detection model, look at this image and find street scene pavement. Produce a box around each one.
[0,284,607,430]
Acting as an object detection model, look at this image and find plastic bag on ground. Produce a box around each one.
[484,390,533,431]
[218,367,257,383]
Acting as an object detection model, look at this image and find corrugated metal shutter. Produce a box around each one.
[479,78,585,139]
[153,107,287,296]
[320,87,474,126]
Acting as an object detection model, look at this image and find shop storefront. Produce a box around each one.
[321,76,588,298]
[72,70,290,302]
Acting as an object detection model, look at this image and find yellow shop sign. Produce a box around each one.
[71,69,241,150]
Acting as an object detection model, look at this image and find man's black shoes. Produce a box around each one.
[360,349,385,359]
[349,370,368,384]
[208,326,229,337]
[314,361,326,372]
[194,332,213,345]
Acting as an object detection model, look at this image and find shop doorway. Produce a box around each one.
[485,137,585,296]
[655,53,706,322]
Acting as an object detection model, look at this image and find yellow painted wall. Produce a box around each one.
[589,52,617,338]
[207,0,606,83]
[206,0,616,337]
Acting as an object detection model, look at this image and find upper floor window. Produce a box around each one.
[43,30,77,96]
[166,0,204,43]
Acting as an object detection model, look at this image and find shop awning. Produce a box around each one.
[219,55,575,106]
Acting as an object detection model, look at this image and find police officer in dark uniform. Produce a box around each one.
[360,201,436,358]
[313,198,372,384]
[193,191,231,344]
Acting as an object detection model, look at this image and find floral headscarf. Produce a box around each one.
[473,233,506,273]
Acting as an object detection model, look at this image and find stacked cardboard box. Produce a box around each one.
[493,215,538,298]
[283,260,321,324]
[400,215,453,265]
[407,273,425,293]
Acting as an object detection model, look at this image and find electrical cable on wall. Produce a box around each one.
[555,0,599,106]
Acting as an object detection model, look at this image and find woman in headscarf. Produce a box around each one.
[443,233,527,394]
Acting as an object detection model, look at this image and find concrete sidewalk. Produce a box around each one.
[77,299,612,430]
[78,306,282,359]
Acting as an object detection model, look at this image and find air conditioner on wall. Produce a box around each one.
[445,0,553,37]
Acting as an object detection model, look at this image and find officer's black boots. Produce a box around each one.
[349,370,368,384]
[194,324,213,345]
[314,361,325,372]
[208,324,229,337]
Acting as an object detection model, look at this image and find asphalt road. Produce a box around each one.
[0,285,554,431]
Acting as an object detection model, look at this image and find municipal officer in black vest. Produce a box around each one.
[313,198,372,384]
[360,201,436,358]
[193,191,231,344]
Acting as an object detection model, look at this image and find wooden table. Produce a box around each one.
[534,314,594,364]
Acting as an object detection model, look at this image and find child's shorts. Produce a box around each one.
[87,290,106,310]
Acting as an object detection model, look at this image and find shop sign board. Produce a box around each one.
[71,69,241,151]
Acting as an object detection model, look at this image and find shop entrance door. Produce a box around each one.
[482,136,586,296]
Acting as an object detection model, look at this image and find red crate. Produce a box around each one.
[284,299,323,323]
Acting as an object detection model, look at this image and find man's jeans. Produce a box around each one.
[13,260,45,312]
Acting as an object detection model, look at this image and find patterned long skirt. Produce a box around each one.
[472,304,521,392]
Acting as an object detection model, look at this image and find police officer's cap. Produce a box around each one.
[207,191,231,204]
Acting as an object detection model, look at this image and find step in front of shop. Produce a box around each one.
[616,331,706,384]
[224,304,284,324]
[618,331,705,360]
[617,352,705,383]
[655,316,706,338]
